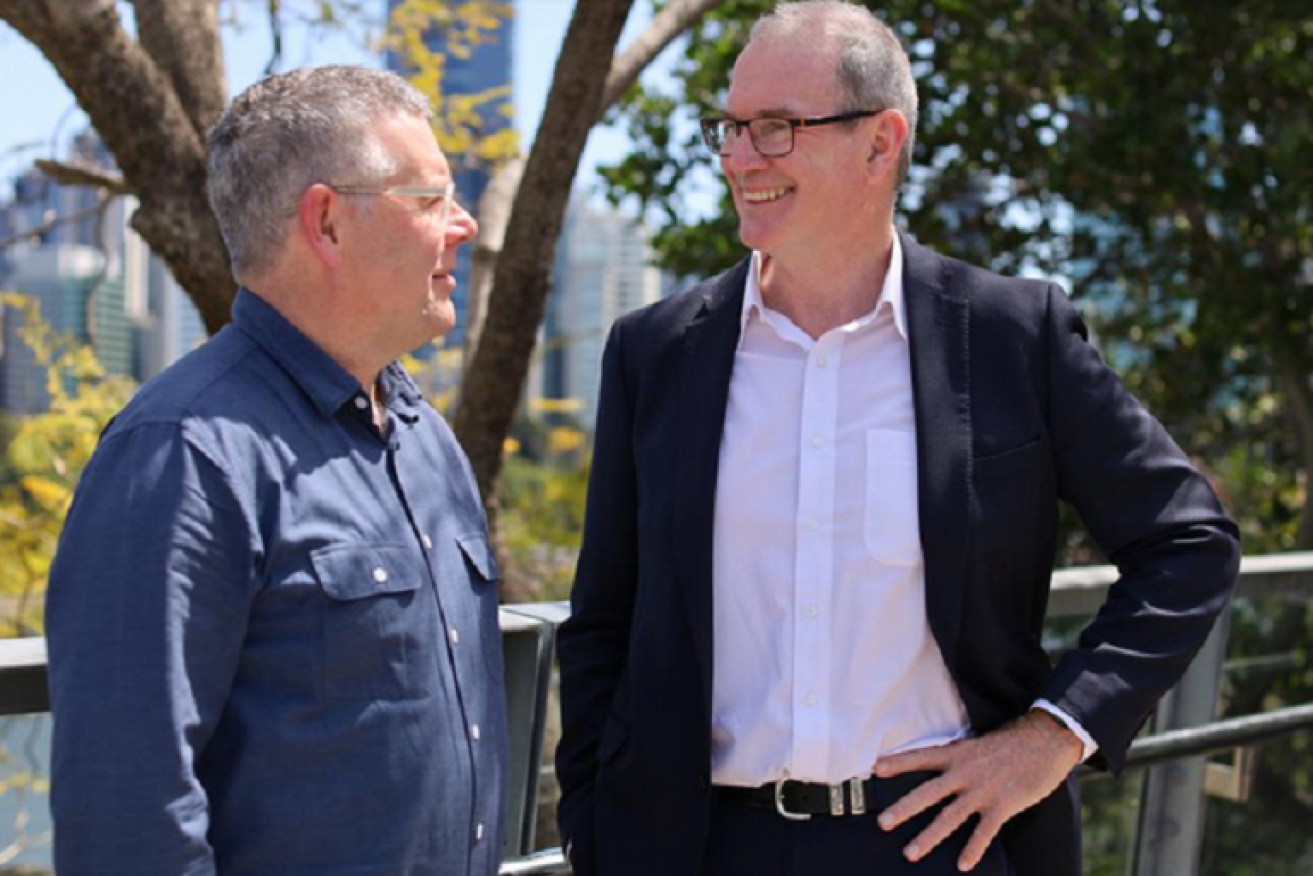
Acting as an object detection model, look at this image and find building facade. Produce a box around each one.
[543,199,665,428]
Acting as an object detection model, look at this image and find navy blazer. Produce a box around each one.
[556,234,1240,876]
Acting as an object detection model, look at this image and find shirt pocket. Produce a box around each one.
[455,531,505,678]
[311,543,435,700]
[456,531,500,585]
[864,429,922,567]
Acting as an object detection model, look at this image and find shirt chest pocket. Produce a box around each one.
[311,544,437,700]
[864,429,922,567]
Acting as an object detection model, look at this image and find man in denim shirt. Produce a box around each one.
[46,67,507,876]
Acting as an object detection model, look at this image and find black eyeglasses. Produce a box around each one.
[700,109,886,158]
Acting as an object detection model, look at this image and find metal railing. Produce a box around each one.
[0,553,1310,876]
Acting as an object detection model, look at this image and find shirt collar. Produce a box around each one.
[738,231,909,348]
[232,288,421,418]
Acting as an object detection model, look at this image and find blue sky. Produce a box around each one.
[0,0,660,201]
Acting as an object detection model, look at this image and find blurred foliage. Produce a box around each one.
[218,1,520,176]
[384,0,519,174]
[601,0,1313,554]
[0,294,134,638]
[498,448,590,604]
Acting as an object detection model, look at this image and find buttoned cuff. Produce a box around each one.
[1031,699,1099,762]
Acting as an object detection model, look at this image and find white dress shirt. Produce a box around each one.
[710,235,1092,788]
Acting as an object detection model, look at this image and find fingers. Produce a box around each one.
[877,773,957,831]
[957,815,1006,872]
[900,795,975,863]
[876,726,1073,867]
[874,743,952,778]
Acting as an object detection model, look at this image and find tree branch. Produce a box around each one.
[264,0,284,76]
[33,158,131,194]
[601,0,726,114]
[128,0,228,137]
[2,0,234,333]
[0,203,104,250]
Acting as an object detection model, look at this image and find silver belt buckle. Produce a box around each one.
[773,776,811,821]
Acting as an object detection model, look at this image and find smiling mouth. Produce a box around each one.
[742,187,792,203]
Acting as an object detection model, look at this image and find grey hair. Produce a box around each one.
[750,1,918,182]
[206,65,433,280]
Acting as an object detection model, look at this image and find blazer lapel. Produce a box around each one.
[901,232,973,672]
[674,259,748,707]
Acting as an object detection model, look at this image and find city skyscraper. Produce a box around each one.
[0,131,205,414]
[544,198,665,428]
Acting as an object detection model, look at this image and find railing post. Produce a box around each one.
[1130,605,1233,876]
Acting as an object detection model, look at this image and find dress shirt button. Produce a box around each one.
[476,823,485,842]
[807,519,819,532]
[372,566,388,584]
[471,723,481,741]
[816,355,828,368]
[804,604,819,619]
[449,628,460,645]
[354,396,369,410]
[804,694,818,707]
[811,435,824,448]
[421,533,434,550]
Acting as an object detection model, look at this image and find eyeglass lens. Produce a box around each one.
[705,119,795,157]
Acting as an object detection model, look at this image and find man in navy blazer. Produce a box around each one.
[556,3,1240,875]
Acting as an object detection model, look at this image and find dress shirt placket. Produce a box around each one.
[386,421,494,870]
[790,333,844,781]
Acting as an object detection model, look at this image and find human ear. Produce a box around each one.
[298,184,344,268]
[867,111,909,177]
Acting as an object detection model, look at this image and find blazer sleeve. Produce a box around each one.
[555,318,641,867]
[1038,283,1241,772]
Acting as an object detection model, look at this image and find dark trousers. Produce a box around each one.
[701,772,1014,876]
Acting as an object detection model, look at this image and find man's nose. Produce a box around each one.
[446,200,479,244]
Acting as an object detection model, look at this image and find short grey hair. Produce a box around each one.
[207,65,433,280]
[750,1,918,182]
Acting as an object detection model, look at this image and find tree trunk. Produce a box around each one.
[0,0,236,334]
[464,157,524,366]
[454,0,731,502]
[452,0,636,500]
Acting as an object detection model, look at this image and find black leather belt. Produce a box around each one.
[715,776,876,820]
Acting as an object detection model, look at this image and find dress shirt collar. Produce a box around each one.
[738,231,908,349]
[231,287,422,418]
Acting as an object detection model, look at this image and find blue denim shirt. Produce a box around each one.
[46,289,507,876]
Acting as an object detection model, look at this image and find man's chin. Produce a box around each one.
[422,301,457,338]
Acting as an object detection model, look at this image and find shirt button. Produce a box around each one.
[476,823,485,842]
[817,356,828,368]
[421,533,434,550]
[807,519,819,532]
[811,435,824,448]
[449,628,460,645]
[471,723,481,741]
[372,567,388,584]
[804,694,818,707]
[354,396,369,410]
[804,604,819,618]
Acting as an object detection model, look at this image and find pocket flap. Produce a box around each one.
[311,544,424,601]
[456,532,501,582]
